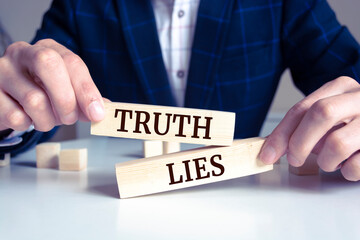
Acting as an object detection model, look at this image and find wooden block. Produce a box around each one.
[289,153,319,176]
[36,143,61,169]
[59,148,88,171]
[143,140,163,158]
[0,153,10,167]
[163,141,181,154]
[91,102,235,146]
[116,137,273,198]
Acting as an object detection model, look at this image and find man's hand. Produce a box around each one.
[0,39,105,132]
[260,76,360,181]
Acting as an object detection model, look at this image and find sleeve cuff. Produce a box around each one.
[0,126,59,157]
[0,125,35,147]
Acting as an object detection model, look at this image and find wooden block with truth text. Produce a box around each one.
[0,153,10,167]
[59,149,88,171]
[289,153,319,176]
[91,102,235,146]
[116,137,273,198]
[143,140,163,158]
[36,143,61,169]
[163,141,181,154]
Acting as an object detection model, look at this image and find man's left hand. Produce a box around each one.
[260,76,360,181]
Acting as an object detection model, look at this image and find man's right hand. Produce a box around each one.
[0,39,105,132]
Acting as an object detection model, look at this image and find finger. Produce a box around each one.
[2,41,31,64]
[0,123,8,131]
[288,92,360,167]
[78,97,110,122]
[311,123,346,154]
[103,97,111,103]
[341,152,360,181]
[35,39,104,122]
[0,90,32,131]
[78,110,88,122]
[316,118,360,172]
[259,105,305,164]
[260,77,360,165]
[3,72,57,132]
[3,41,75,125]
[20,43,78,125]
[306,76,360,97]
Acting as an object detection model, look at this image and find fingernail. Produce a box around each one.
[287,153,301,167]
[62,111,78,124]
[335,162,345,171]
[260,145,276,164]
[88,101,105,122]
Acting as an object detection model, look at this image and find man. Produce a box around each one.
[1,0,360,181]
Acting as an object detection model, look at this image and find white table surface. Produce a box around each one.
[1,119,360,240]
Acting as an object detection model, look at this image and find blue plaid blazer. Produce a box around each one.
[3,0,360,155]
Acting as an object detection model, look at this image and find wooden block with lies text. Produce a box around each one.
[91,102,235,146]
[116,137,273,198]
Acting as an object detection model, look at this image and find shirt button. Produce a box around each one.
[178,10,185,18]
[177,70,185,78]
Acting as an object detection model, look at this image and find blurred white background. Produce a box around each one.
[0,0,359,139]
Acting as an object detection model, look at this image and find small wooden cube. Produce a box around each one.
[143,140,163,158]
[59,148,87,171]
[289,153,319,176]
[163,141,181,154]
[0,153,10,167]
[36,142,61,169]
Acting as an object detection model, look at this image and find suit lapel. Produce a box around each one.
[185,0,235,108]
[115,0,176,106]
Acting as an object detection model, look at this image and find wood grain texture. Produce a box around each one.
[36,143,60,169]
[59,149,88,171]
[143,140,163,158]
[91,102,235,146]
[116,137,273,198]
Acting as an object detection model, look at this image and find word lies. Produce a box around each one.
[167,154,225,185]
[115,138,273,198]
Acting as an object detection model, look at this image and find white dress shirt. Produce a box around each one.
[151,0,200,106]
